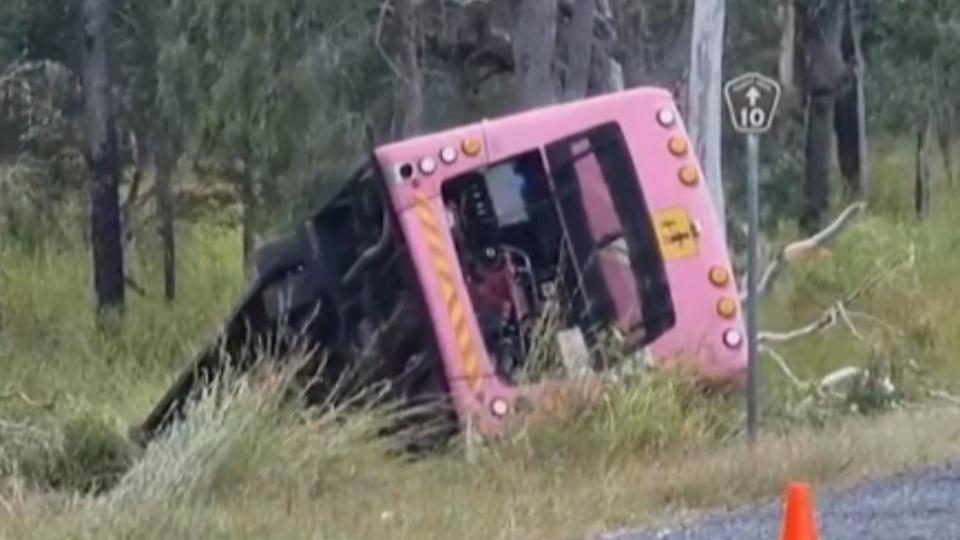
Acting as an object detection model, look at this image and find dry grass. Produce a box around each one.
[1,138,960,539]
[1,370,959,540]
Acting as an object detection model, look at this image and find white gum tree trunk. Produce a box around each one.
[687,0,727,240]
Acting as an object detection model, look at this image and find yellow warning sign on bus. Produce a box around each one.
[653,207,699,260]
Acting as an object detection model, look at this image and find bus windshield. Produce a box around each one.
[544,121,676,348]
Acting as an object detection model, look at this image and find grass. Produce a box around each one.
[1,137,960,539]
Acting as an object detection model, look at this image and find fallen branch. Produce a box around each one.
[124,275,148,298]
[758,243,915,346]
[0,389,60,410]
[742,201,867,302]
[836,303,867,343]
[929,390,960,406]
[759,345,804,389]
[845,309,904,337]
[818,366,864,391]
[759,310,837,344]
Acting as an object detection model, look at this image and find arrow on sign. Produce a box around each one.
[746,86,761,107]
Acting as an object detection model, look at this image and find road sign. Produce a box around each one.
[723,71,781,447]
[723,72,782,135]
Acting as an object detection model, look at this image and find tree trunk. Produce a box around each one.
[936,108,955,187]
[512,0,559,111]
[395,0,424,138]
[686,0,726,239]
[778,0,797,97]
[799,0,847,234]
[615,0,648,88]
[241,174,256,269]
[834,0,868,201]
[122,130,150,241]
[156,153,176,301]
[916,114,932,219]
[588,48,625,96]
[802,93,835,234]
[586,0,624,96]
[80,0,125,313]
[561,0,595,101]
[615,0,693,93]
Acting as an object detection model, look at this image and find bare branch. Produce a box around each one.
[929,390,960,406]
[818,366,864,394]
[0,493,12,516]
[742,201,867,301]
[374,1,410,88]
[760,345,805,389]
[758,243,915,346]
[837,303,867,343]
[759,309,837,344]
[845,309,904,337]
[0,389,59,410]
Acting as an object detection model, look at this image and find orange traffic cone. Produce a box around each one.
[780,482,820,540]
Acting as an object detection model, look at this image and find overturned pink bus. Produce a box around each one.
[131,86,747,445]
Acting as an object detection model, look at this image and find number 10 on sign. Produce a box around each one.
[740,107,767,130]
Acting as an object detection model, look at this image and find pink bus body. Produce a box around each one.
[374,87,748,436]
[132,86,748,447]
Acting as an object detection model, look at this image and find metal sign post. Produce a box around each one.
[722,72,781,445]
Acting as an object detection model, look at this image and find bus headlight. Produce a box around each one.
[439,146,458,164]
[657,108,676,127]
[490,397,509,418]
[418,156,437,175]
[722,329,743,349]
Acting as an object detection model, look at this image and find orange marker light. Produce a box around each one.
[717,297,738,319]
[462,137,483,157]
[668,137,689,156]
[679,166,700,186]
[709,266,730,287]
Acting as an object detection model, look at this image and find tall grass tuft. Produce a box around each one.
[1,140,960,538]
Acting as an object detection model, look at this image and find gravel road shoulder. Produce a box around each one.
[599,462,960,540]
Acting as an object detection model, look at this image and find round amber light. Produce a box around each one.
[462,137,483,157]
[717,297,738,319]
[709,266,730,287]
[679,166,700,186]
[668,136,689,156]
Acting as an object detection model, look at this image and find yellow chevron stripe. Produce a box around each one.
[457,328,473,351]
[413,195,437,222]
[423,226,446,249]
[415,204,437,227]
[449,300,465,326]
[439,280,456,305]
[433,255,453,279]
[434,264,456,285]
[412,194,483,393]
[462,351,481,383]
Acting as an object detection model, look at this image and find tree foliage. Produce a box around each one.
[0,0,957,287]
